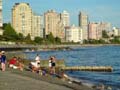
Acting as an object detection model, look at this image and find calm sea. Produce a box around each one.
[25,45,120,90]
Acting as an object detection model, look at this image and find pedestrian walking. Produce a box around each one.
[1,51,7,71]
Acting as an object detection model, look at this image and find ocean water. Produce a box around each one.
[25,45,120,90]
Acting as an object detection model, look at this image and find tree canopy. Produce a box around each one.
[3,23,18,41]
[34,37,43,44]
[46,32,55,44]
[102,30,109,38]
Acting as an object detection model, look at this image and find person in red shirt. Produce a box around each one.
[9,56,18,69]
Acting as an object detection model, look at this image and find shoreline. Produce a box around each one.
[0,44,120,52]
[67,75,113,90]
[65,75,94,87]
[35,44,120,51]
[0,68,94,90]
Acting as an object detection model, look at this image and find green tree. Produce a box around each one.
[110,36,120,44]
[83,39,89,44]
[98,39,105,44]
[55,37,61,44]
[25,34,31,40]
[34,37,43,44]
[18,33,24,39]
[3,23,18,41]
[102,30,109,38]
[3,23,7,30]
[17,33,24,41]
[24,34,33,44]
[46,32,55,44]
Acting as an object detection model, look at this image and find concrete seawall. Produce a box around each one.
[40,60,113,72]
[61,66,113,72]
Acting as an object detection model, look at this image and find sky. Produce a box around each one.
[3,0,120,27]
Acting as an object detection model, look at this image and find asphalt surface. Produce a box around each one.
[0,69,94,90]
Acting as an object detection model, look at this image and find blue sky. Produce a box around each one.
[3,0,120,27]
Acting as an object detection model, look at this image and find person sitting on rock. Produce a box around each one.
[9,56,24,71]
[17,57,24,71]
[29,61,40,73]
[29,54,41,73]
[8,56,18,69]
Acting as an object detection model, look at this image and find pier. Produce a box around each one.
[39,60,113,72]
[61,66,113,72]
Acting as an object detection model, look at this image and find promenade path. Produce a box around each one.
[0,69,93,90]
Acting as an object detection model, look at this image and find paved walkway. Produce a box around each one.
[0,71,73,90]
[0,69,94,90]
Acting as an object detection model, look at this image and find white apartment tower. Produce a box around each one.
[60,10,70,27]
[12,3,43,40]
[12,3,32,37]
[65,25,83,43]
[32,14,43,39]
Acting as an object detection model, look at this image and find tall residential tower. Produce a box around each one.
[44,10,64,39]
[60,10,70,27]
[12,3,43,39]
[78,12,88,40]
[12,3,32,37]
[32,14,43,38]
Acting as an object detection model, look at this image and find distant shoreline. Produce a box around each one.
[0,44,120,52]
[35,44,120,51]
[37,44,120,48]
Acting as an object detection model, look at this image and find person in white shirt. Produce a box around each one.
[35,54,40,64]
[30,54,41,72]
[35,54,40,61]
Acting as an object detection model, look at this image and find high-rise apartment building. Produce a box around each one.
[88,22,98,39]
[88,22,111,40]
[78,12,88,40]
[32,14,43,39]
[60,10,70,27]
[65,25,83,43]
[97,22,111,32]
[12,3,43,40]
[97,22,111,39]
[44,10,64,39]
[12,3,32,37]
[57,20,65,40]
